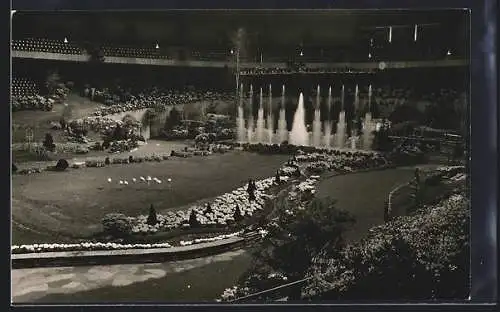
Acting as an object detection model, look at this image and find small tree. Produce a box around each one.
[147,204,158,226]
[189,209,199,228]
[234,205,243,222]
[43,133,56,152]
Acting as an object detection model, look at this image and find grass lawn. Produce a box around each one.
[12,152,289,244]
[315,168,415,242]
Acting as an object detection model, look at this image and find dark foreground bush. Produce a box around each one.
[55,159,69,171]
[101,213,133,238]
[12,163,17,173]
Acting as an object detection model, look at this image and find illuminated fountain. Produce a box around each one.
[290,93,309,146]
[237,83,246,142]
[323,86,333,148]
[350,84,360,150]
[312,85,322,147]
[278,85,288,144]
[336,85,346,149]
[267,84,274,144]
[362,84,374,150]
[247,84,254,143]
[256,88,265,143]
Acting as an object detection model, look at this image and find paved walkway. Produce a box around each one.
[12,249,247,303]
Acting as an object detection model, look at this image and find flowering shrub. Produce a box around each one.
[302,192,469,300]
[11,95,54,112]
[129,178,277,235]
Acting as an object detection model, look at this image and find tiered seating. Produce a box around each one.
[11,38,83,55]
[101,46,172,59]
[11,78,40,97]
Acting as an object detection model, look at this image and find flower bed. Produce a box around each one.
[11,231,243,254]
[91,89,235,116]
[129,177,280,234]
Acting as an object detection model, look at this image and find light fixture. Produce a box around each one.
[368,52,372,59]
[300,51,303,56]
[414,24,418,42]
[64,37,68,43]
[230,49,234,55]
[447,49,452,56]
[388,26,392,43]
[155,43,159,49]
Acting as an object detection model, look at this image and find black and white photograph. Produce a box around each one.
[11,9,470,303]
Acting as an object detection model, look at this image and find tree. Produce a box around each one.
[189,209,199,228]
[233,205,243,222]
[165,107,181,130]
[147,204,158,226]
[43,133,56,152]
[236,197,355,300]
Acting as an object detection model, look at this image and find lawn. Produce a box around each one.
[315,168,415,242]
[12,152,289,244]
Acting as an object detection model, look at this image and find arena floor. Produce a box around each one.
[12,167,416,303]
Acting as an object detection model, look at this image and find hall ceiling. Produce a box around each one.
[12,10,466,48]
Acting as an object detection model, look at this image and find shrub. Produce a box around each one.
[12,163,17,173]
[128,155,134,163]
[104,157,111,165]
[101,213,133,238]
[147,204,158,226]
[55,159,69,171]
